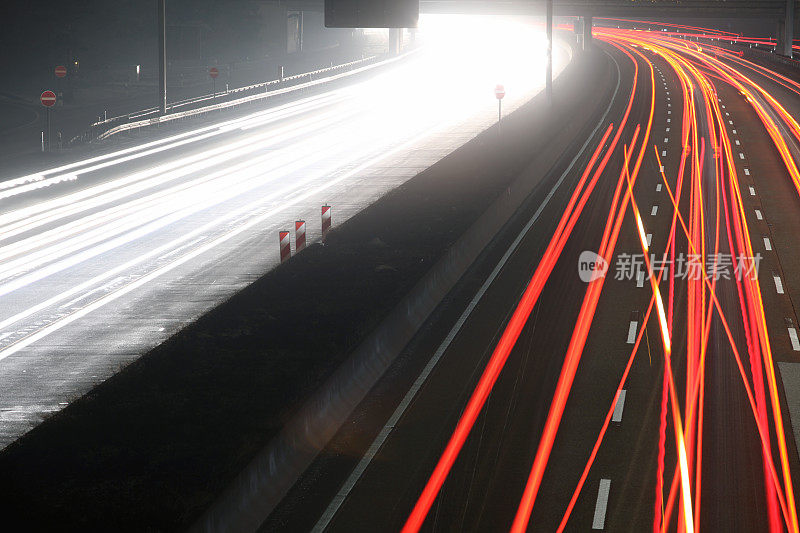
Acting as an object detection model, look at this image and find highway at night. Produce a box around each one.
[270,23,800,533]
[1,2,800,531]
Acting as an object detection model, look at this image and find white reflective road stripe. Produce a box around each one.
[789,329,800,351]
[612,389,627,422]
[592,479,612,529]
[627,321,638,344]
[775,275,785,294]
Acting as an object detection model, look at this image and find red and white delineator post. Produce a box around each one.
[295,220,306,251]
[279,230,291,262]
[321,205,331,237]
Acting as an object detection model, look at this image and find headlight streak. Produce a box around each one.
[0,16,557,370]
[0,98,476,359]
[0,91,346,195]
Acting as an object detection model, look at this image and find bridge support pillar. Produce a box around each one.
[779,0,795,57]
[287,10,304,53]
[582,15,593,51]
[388,28,401,56]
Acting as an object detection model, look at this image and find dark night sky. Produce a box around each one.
[0,1,784,83]
[2,1,283,76]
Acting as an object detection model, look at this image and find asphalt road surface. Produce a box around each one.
[266,29,800,533]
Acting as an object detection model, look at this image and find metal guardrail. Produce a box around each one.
[90,55,390,142]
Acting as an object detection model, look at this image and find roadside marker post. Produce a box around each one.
[279,231,291,262]
[321,205,332,237]
[295,220,306,251]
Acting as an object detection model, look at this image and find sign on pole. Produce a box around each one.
[55,65,67,78]
[209,67,219,100]
[41,90,56,152]
[494,84,505,123]
[40,90,57,107]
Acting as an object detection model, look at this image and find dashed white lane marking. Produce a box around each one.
[755,209,763,220]
[636,270,645,288]
[732,129,737,134]
[667,118,671,123]
[668,110,672,114]
[764,237,772,250]
[627,321,638,344]
[668,103,671,107]
[664,138,669,143]
[729,120,734,125]
[722,104,726,108]
[739,153,745,159]
[646,233,653,247]
[592,479,612,529]
[656,184,662,192]
[744,168,750,176]
[749,186,756,196]
[651,205,658,216]
[735,139,741,145]
[726,112,730,116]
[612,389,627,422]
[789,329,800,351]
[666,127,670,132]
[662,150,667,156]
[774,274,785,294]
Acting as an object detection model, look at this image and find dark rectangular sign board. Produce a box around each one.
[325,0,419,28]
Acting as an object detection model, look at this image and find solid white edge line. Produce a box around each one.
[311,49,625,533]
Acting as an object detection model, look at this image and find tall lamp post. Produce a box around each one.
[158,0,167,115]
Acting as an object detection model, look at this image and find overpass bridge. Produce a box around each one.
[420,0,791,18]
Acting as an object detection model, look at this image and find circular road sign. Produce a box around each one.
[494,84,506,100]
[40,90,57,107]
[209,67,219,79]
[55,65,67,78]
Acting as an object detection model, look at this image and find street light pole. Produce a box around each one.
[157,0,167,115]
[546,0,553,104]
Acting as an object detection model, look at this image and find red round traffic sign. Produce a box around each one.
[55,65,67,78]
[209,67,219,79]
[40,90,57,107]
[494,84,506,100]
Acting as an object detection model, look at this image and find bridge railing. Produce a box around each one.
[82,53,410,143]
